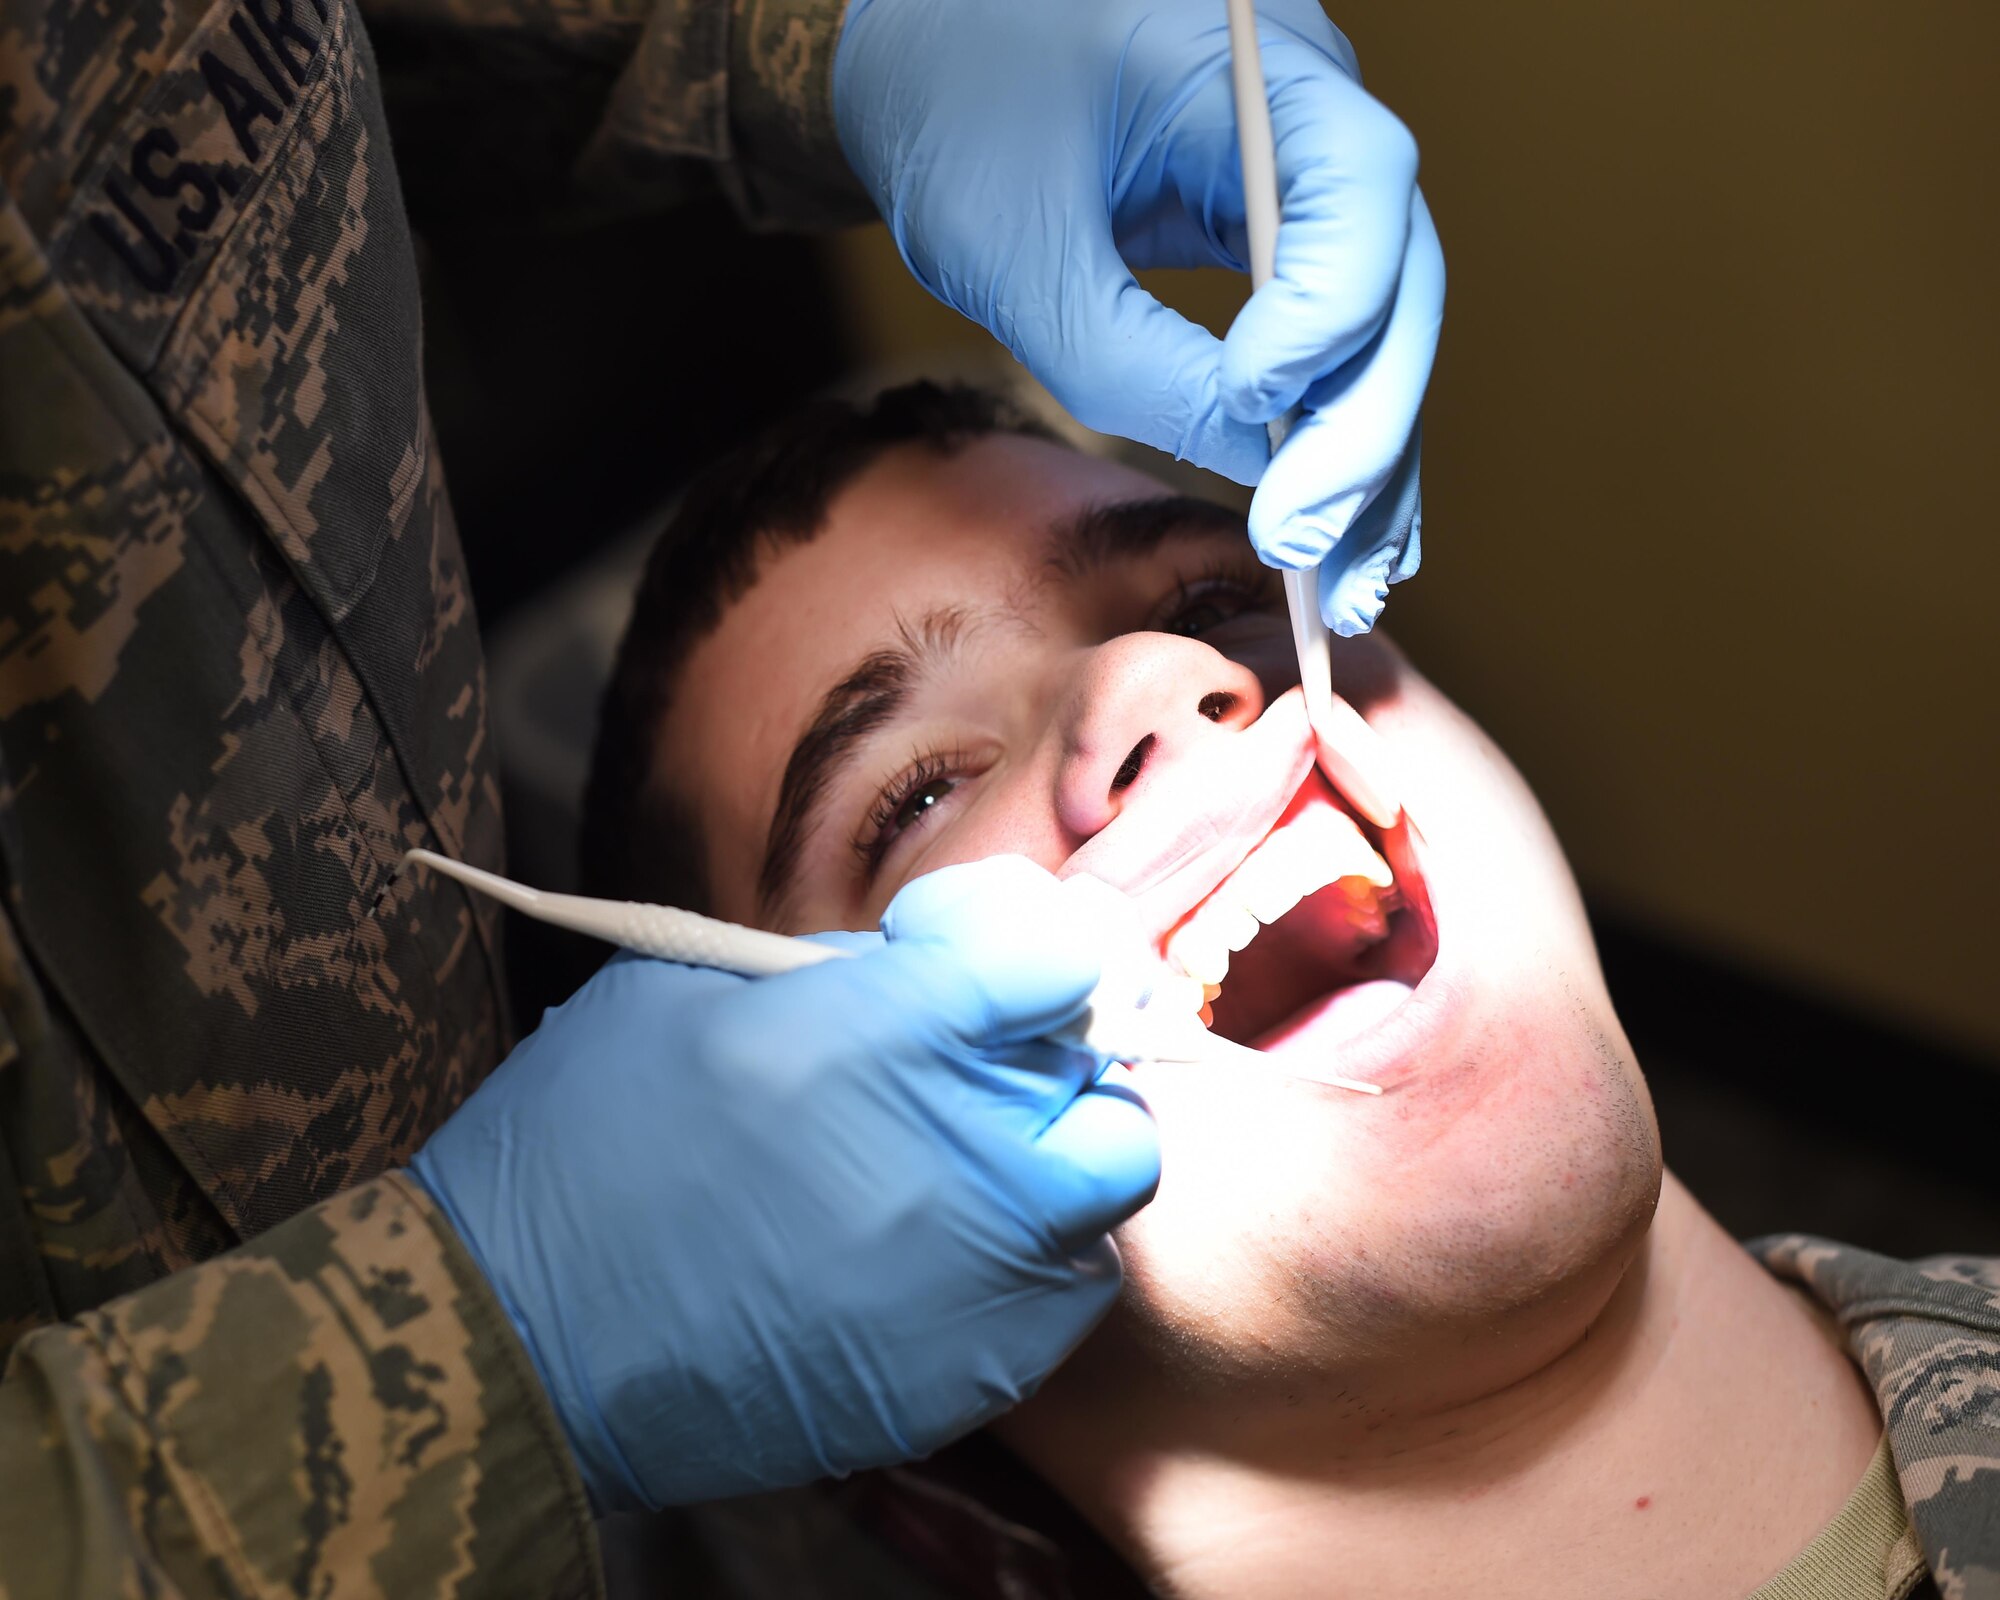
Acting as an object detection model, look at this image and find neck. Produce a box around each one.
[998,1176,1882,1600]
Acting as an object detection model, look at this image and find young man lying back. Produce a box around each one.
[584,382,1997,1600]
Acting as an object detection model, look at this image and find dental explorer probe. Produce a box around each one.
[1225,0,1400,832]
[404,849,1381,1094]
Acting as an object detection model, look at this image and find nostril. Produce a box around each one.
[1111,734,1155,793]
[1198,691,1238,723]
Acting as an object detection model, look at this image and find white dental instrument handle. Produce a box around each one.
[611,899,853,974]
[402,849,852,977]
[405,852,1171,1055]
[1225,0,1399,830]
[406,850,1157,1063]
[1227,0,1282,306]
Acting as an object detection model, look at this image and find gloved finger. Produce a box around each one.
[992,1235,1127,1412]
[999,201,1271,487]
[1024,1079,1162,1251]
[942,1033,1104,1123]
[881,857,1103,1045]
[1313,429,1422,637]
[799,928,886,956]
[881,854,1060,935]
[1217,59,1421,425]
[1245,192,1443,576]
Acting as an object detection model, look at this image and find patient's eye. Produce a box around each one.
[1153,565,1280,640]
[892,775,957,834]
[857,747,970,875]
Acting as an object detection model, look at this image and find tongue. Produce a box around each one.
[1255,978,1413,1056]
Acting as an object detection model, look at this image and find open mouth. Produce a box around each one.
[1159,767,1439,1061]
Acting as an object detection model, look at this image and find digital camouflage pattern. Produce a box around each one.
[0,0,859,1584]
[1757,1237,2000,1600]
[0,1175,597,1595]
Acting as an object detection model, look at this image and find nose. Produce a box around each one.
[1053,635,1266,840]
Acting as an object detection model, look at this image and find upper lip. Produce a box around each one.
[1058,690,1318,946]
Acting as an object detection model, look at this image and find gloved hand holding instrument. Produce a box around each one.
[835,0,1445,648]
[409,856,1165,1510]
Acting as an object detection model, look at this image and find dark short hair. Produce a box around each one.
[581,381,1058,908]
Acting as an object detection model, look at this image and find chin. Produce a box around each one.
[1096,653,1665,1416]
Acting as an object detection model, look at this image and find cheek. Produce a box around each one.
[874,771,1072,915]
[1104,969,1660,1374]
[1325,630,1406,713]
[1224,635,1302,707]
[1375,1006,1661,1312]
[1118,1073,1341,1297]
[1104,1067,1395,1377]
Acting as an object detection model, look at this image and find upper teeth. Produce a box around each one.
[1163,803,1393,985]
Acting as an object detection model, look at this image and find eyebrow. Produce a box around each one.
[755,494,1249,920]
[758,605,976,919]
[1039,494,1248,585]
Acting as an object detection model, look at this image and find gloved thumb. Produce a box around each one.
[798,928,887,957]
[1242,193,1442,596]
[1028,1077,1162,1250]
[1311,430,1422,638]
[881,856,1102,1046]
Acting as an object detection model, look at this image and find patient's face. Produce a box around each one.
[662,434,1662,1426]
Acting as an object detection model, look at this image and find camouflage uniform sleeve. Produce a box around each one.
[1753,1235,2000,1600]
[0,1173,602,1599]
[360,0,872,230]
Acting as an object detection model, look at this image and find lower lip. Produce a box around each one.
[1257,978,1414,1053]
[1250,963,1462,1094]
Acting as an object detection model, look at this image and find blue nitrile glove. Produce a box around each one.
[408,855,1160,1510]
[834,0,1444,637]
